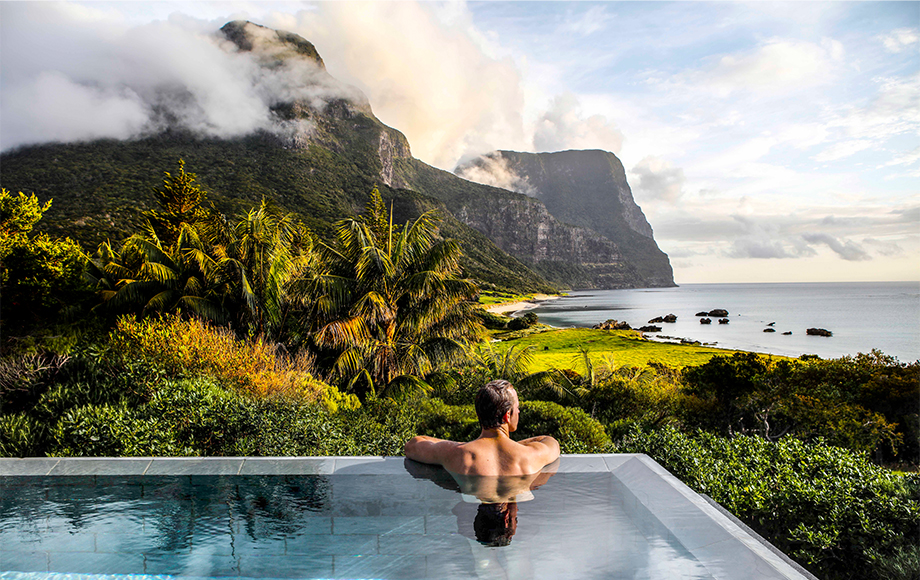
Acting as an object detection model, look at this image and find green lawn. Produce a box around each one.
[490,327,747,371]
[477,290,536,306]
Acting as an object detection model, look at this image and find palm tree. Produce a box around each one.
[308,187,483,399]
[87,223,227,323]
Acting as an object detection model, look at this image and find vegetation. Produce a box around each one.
[1,162,918,580]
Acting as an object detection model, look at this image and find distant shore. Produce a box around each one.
[485,293,560,315]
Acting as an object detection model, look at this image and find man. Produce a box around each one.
[404,379,561,476]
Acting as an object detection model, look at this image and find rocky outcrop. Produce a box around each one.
[455,150,675,288]
[718,318,730,324]
[807,328,833,337]
[594,319,632,330]
[649,314,677,323]
[638,325,662,332]
[700,318,711,324]
[764,328,776,333]
[708,309,729,317]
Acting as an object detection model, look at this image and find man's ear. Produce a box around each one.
[502,409,512,424]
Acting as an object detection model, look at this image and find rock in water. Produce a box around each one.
[708,309,729,317]
[764,328,776,333]
[806,328,833,337]
[718,318,729,324]
[700,318,712,324]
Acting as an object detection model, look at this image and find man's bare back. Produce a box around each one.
[404,381,560,476]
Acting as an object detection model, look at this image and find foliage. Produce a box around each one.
[109,314,355,411]
[507,311,538,330]
[617,426,920,580]
[0,189,89,330]
[517,400,612,453]
[475,308,510,330]
[683,351,917,464]
[308,187,484,399]
[146,159,211,244]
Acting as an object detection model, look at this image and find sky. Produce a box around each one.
[1,1,918,284]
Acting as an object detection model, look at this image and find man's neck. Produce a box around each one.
[479,425,512,439]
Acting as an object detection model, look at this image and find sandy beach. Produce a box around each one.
[485,293,560,315]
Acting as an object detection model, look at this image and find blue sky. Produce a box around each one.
[1,1,917,283]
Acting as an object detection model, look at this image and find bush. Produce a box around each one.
[617,426,920,580]
[111,315,357,411]
[518,400,612,453]
[507,311,538,331]
[475,309,510,330]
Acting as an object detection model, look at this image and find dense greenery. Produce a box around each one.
[1,162,918,580]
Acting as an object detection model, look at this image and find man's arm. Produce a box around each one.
[404,435,460,466]
[519,435,561,467]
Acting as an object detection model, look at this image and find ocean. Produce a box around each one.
[526,282,920,362]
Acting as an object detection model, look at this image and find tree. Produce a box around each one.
[308,187,483,399]
[146,159,210,245]
[0,189,87,331]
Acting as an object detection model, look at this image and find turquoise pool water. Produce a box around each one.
[0,456,814,579]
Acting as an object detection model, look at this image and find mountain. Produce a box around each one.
[0,20,672,292]
[455,150,675,288]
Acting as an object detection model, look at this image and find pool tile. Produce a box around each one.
[333,516,425,535]
[225,534,287,555]
[379,532,468,555]
[48,458,153,476]
[145,458,244,476]
[425,514,459,535]
[333,456,408,474]
[240,554,333,577]
[95,531,161,553]
[144,553,241,576]
[47,551,145,574]
[0,550,48,572]
[287,533,378,556]
[333,554,428,579]
[239,457,335,475]
[0,458,60,476]
[556,454,610,472]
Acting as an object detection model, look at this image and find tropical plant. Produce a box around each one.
[307,187,484,399]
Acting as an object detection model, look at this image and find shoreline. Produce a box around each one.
[485,293,560,315]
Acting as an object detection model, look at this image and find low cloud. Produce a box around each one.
[454,152,536,196]
[862,238,903,256]
[0,4,357,152]
[274,2,528,170]
[533,93,624,153]
[630,156,685,203]
[802,233,872,261]
[557,6,616,37]
[726,239,798,259]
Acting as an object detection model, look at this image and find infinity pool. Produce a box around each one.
[0,455,814,579]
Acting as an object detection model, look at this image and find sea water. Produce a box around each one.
[527,282,920,361]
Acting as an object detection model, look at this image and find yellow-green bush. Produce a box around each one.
[111,314,358,411]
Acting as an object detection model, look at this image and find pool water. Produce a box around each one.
[0,456,814,580]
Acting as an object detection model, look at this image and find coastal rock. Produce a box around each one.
[807,328,833,337]
[593,319,632,331]
[718,318,729,324]
[763,328,776,333]
[695,311,709,317]
[638,325,662,332]
[782,331,792,335]
[663,313,677,323]
[700,318,711,324]
[767,322,776,327]
[708,309,729,317]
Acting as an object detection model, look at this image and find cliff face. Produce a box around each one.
[455,150,675,288]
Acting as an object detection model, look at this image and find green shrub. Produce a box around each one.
[507,311,538,331]
[475,309,510,330]
[617,426,920,580]
[518,400,612,453]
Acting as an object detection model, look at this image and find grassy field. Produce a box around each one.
[490,327,749,371]
[478,290,538,306]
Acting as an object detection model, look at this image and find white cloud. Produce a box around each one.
[688,38,845,97]
[0,4,362,151]
[532,92,623,153]
[630,156,685,203]
[454,152,535,195]
[557,5,616,37]
[880,28,919,53]
[879,146,920,168]
[274,2,528,170]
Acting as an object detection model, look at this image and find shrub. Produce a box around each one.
[476,309,510,330]
[507,311,538,330]
[111,314,357,411]
[518,400,612,453]
[617,426,920,580]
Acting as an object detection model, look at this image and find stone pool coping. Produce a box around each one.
[0,454,817,580]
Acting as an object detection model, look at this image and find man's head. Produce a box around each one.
[475,380,519,431]
[473,502,518,547]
